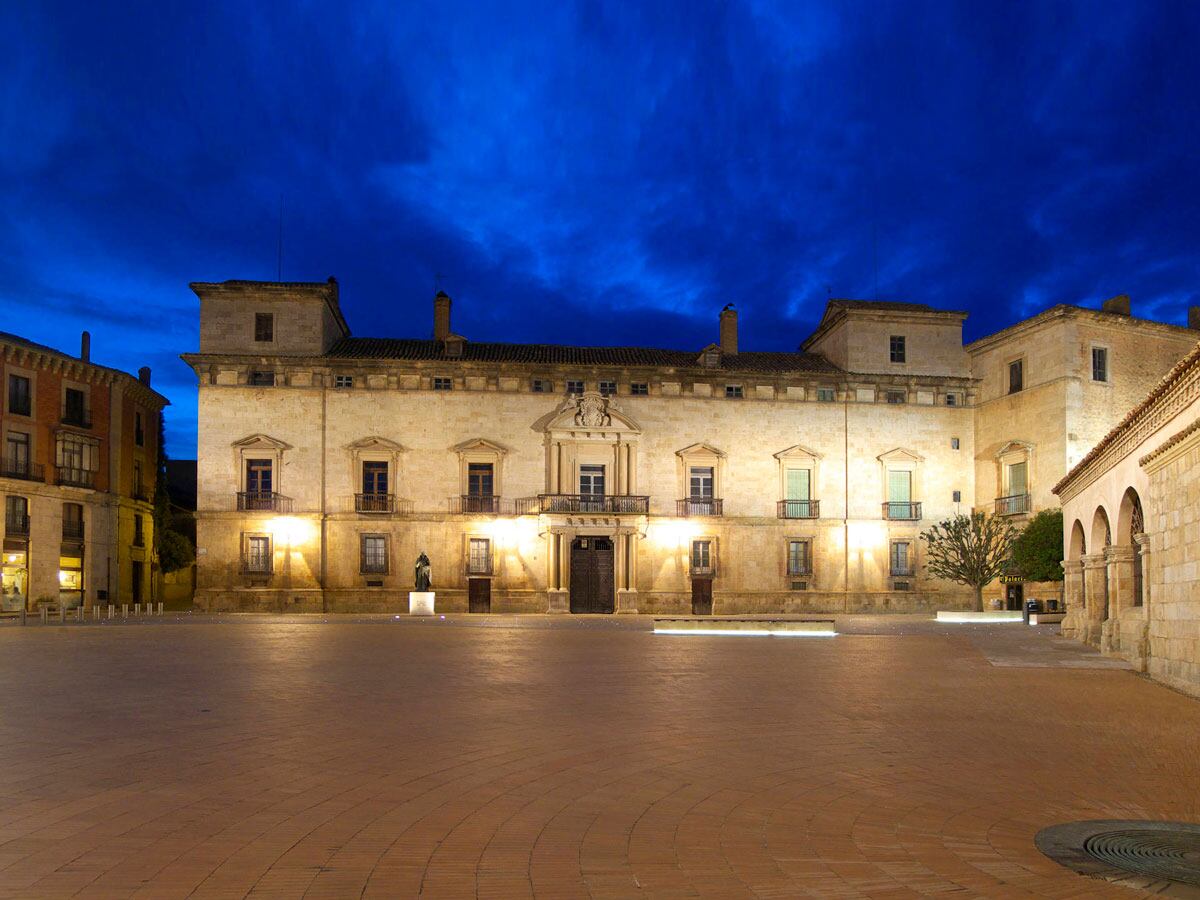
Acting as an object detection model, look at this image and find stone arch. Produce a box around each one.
[1089,505,1112,553]
[1116,487,1144,546]
[1068,519,1087,560]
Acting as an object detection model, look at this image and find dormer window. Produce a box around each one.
[703,347,721,368]
[254,313,274,342]
[889,335,906,363]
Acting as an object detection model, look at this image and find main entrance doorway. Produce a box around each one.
[1005,583,1024,611]
[691,578,713,615]
[468,578,491,613]
[570,537,615,613]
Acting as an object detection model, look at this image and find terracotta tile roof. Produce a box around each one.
[326,337,842,374]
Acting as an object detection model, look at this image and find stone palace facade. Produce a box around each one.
[183,279,1200,615]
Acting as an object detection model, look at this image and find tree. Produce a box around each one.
[159,529,195,574]
[1010,508,1064,583]
[921,512,1017,612]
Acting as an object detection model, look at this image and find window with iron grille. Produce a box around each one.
[599,381,617,396]
[432,377,452,391]
[889,335,906,363]
[816,387,835,402]
[244,535,272,574]
[690,539,712,573]
[787,539,811,576]
[334,375,354,388]
[1092,346,1108,383]
[531,378,552,393]
[725,384,743,399]
[468,537,492,574]
[6,431,29,473]
[890,541,911,576]
[566,379,584,395]
[1008,359,1023,394]
[254,313,274,342]
[134,411,144,446]
[885,390,906,404]
[360,535,388,574]
[630,382,649,396]
[248,371,275,386]
[7,374,30,416]
[133,513,144,547]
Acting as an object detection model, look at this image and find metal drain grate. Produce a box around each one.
[1037,820,1200,895]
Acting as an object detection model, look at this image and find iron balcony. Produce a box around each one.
[777,499,819,519]
[55,467,95,489]
[0,458,44,482]
[62,521,85,542]
[61,405,92,429]
[237,491,293,513]
[883,501,922,521]
[677,498,723,517]
[995,493,1031,516]
[537,494,649,514]
[355,493,397,513]
[450,495,515,514]
[4,514,30,537]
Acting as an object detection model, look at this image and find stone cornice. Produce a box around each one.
[2,339,168,409]
[1055,339,1200,502]
[1141,416,1200,474]
[966,304,1198,355]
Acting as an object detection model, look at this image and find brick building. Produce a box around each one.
[1,332,168,611]
[183,279,1199,615]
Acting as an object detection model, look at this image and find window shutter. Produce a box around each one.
[888,470,911,502]
[786,468,810,500]
[1009,461,1027,494]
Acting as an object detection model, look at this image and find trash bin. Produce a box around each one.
[1024,599,1041,623]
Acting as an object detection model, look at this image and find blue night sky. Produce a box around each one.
[2,1,1199,457]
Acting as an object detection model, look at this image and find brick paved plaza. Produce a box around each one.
[1,616,1198,899]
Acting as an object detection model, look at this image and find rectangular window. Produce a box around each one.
[56,434,98,475]
[244,535,272,574]
[1092,347,1108,383]
[360,535,388,574]
[725,384,744,399]
[599,381,617,396]
[134,411,144,446]
[688,466,714,499]
[1008,359,1023,394]
[566,379,584,395]
[579,464,605,497]
[889,335,906,363]
[245,458,273,494]
[432,376,452,391]
[133,513,144,547]
[248,371,275,386]
[63,387,88,425]
[786,468,811,501]
[6,431,30,473]
[951,437,960,450]
[362,461,389,495]
[690,539,712,574]
[885,390,906,404]
[467,463,494,497]
[787,539,811,576]
[468,537,492,574]
[5,496,28,534]
[334,375,354,388]
[816,388,836,402]
[254,313,274,342]
[8,374,31,417]
[952,489,962,503]
[888,470,912,503]
[890,541,912,576]
[531,378,551,393]
[63,502,83,542]
[131,562,143,603]
[1007,460,1028,496]
[630,382,649,396]
[945,392,959,407]
[133,460,143,497]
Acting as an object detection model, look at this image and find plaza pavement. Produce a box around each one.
[0,613,1196,899]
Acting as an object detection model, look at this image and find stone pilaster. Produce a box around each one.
[1060,559,1085,640]
[1079,553,1108,647]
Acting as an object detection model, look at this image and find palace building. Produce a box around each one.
[1,332,168,611]
[183,279,1200,615]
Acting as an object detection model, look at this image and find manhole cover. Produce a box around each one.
[1036,820,1200,896]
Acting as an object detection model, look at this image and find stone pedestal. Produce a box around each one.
[546,590,569,614]
[615,589,639,615]
[409,591,435,616]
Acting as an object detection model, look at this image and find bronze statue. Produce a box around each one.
[414,552,432,592]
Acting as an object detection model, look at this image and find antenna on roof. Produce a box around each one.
[276,193,283,281]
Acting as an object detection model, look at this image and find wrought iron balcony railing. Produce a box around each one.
[690,563,716,577]
[0,458,44,482]
[4,514,29,537]
[355,493,396,513]
[890,565,914,577]
[995,493,1031,516]
[677,498,723,517]
[55,467,95,489]
[450,495,508,514]
[777,499,819,519]
[883,501,922,521]
[237,491,293,513]
[63,521,85,542]
[61,405,92,428]
[536,494,650,514]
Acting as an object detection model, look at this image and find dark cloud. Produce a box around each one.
[1,0,1198,457]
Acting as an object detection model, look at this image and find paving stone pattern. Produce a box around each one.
[0,616,1197,898]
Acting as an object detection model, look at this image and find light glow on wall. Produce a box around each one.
[648,519,702,547]
[270,516,313,545]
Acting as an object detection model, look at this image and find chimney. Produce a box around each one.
[1189,306,1200,330]
[138,366,151,386]
[80,331,90,362]
[719,304,738,355]
[1101,294,1131,316]
[434,291,452,342]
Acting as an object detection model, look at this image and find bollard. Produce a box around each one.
[121,604,128,618]
[134,603,141,616]
[59,606,66,623]
[40,607,48,624]
[76,606,83,622]
[107,604,114,620]
[156,602,163,616]
[93,605,100,621]
[19,608,26,626]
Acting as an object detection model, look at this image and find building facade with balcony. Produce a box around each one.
[183,279,1200,615]
[0,332,167,611]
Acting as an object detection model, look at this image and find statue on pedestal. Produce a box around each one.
[414,552,432,592]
